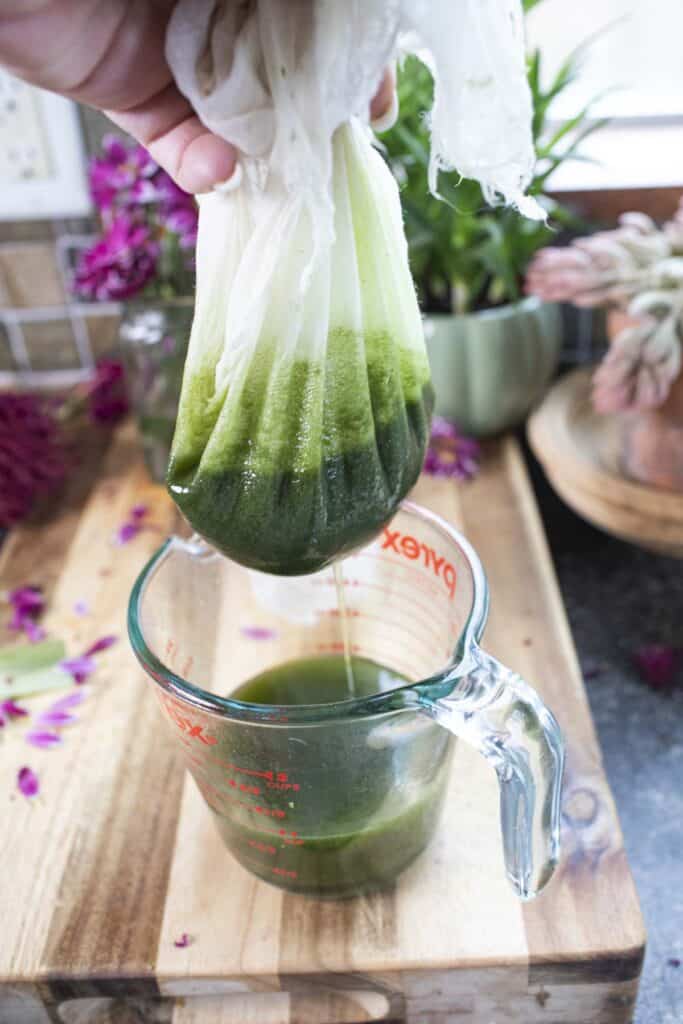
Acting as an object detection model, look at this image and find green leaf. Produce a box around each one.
[0,665,73,701]
[0,638,66,675]
[523,0,546,11]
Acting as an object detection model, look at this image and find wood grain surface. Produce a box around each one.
[0,423,645,1023]
[529,368,683,557]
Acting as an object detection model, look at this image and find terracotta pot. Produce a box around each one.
[606,309,683,492]
[622,373,683,492]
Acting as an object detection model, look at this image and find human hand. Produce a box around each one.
[0,1,396,194]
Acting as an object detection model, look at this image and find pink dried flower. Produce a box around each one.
[633,645,681,692]
[423,417,480,481]
[17,766,39,798]
[173,933,193,948]
[83,635,117,657]
[0,396,67,528]
[60,655,96,685]
[74,215,160,302]
[26,730,62,749]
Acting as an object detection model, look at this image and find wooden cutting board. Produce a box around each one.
[0,423,644,1024]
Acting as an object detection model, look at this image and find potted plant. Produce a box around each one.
[381,8,603,436]
[73,135,198,480]
[526,202,683,491]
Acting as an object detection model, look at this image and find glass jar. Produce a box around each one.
[120,299,192,482]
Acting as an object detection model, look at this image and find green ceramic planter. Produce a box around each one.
[423,297,562,437]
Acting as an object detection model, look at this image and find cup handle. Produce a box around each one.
[419,644,565,900]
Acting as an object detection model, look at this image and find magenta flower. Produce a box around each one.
[7,585,47,642]
[17,766,39,798]
[1,699,28,720]
[161,204,198,249]
[423,417,481,481]
[60,655,96,685]
[26,730,62,749]
[633,645,681,691]
[0,396,67,528]
[74,215,160,302]
[173,933,193,948]
[87,359,129,425]
[89,135,158,212]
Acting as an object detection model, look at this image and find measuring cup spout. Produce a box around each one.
[419,645,564,900]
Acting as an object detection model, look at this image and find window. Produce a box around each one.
[527,0,683,190]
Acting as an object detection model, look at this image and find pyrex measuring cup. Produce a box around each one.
[129,503,564,900]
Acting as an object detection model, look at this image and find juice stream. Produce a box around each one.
[333,561,355,697]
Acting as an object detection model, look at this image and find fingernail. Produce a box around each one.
[213,162,243,194]
[371,91,399,134]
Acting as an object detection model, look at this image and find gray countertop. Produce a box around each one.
[528,447,683,1024]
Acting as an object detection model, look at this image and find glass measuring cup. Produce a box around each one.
[128,503,564,900]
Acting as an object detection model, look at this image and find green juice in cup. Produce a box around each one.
[208,655,452,898]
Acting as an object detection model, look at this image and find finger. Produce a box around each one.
[370,65,398,131]
[106,83,237,194]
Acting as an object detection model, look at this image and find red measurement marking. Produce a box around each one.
[315,642,361,655]
[272,866,298,880]
[257,827,304,845]
[267,781,300,792]
[160,695,217,745]
[248,839,276,856]
[207,758,296,787]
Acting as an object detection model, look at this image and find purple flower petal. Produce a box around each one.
[36,709,77,727]
[24,621,47,643]
[60,655,96,684]
[1,699,28,718]
[240,626,277,641]
[173,933,193,948]
[73,599,90,617]
[130,504,148,521]
[26,730,62,749]
[8,586,44,617]
[114,521,140,546]
[633,645,680,691]
[48,691,86,713]
[83,635,117,657]
[423,417,481,482]
[17,765,39,797]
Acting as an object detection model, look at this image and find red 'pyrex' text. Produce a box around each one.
[381,527,456,598]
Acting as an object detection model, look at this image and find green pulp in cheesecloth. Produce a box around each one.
[168,329,432,574]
